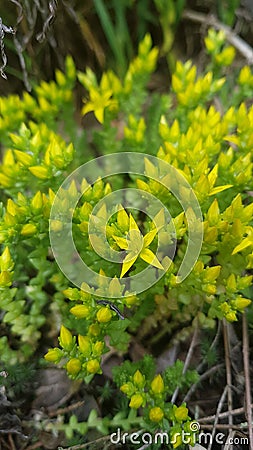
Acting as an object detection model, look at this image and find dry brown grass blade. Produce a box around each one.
[207,385,228,450]
[171,326,198,404]
[223,320,233,433]
[198,403,253,423]
[78,17,106,68]
[242,313,253,449]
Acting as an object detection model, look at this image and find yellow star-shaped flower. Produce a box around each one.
[82,88,115,123]
[112,214,164,278]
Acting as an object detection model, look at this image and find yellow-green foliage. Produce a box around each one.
[0,29,252,439]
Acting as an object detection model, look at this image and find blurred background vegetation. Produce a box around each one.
[1,0,253,97]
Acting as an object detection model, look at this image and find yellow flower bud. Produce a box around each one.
[48,188,55,204]
[220,302,230,313]
[0,173,12,188]
[174,405,188,421]
[149,406,164,422]
[21,223,37,236]
[86,359,100,374]
[63,288,80,300]
[0,247,14,271]
[151,374,164,395]
[204,36,216,53]
[66,55,76,81]
[59,325,73,350]
[96,307,112,323]
[129,394,144,409]
[55,69,66,87]
[206,199,219,226]
[50,219,63,232]
[88,324,100,336]
[215,46,235,66]
[66,358,81,376]
[93,341,104,356]
[78,335,91,356]
[133,370,145,388]
[7,199,17,216]
[125,295,138,306]
[44,348,62,363]
[203,266,221,283]
[238,66,252,85]
[70,304,90,318]
[5,213,16,226]
[203,284,216,295]
[29,165,49,179]
[3,148,15,164]
[14,150,33,166]
[226,273,237,292]
[171,433,183,448]
[0,271,12,287]
[234,297,251,310]
[31,191,43,212]
[120,383,134,396]
[79,221,88,234]
[226,311,237,322]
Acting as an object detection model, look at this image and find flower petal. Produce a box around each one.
[112,235,128,250]
[129,214,140,231]
[81,102,94,116]
[94,108,104,123]
[143,228,159,247]
[140,248,164,270]
[120,252,138,278]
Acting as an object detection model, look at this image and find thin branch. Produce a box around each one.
[182,9,253,63]
[207,385,228,450]
[171,326,198,404]
[183,363,224,403]
[198,403,253,423]
[48,400,85,417]
[201,423,248,430]
[223,320,233,432]
[242,313,253,450]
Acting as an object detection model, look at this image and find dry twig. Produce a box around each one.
[183,363,224,403]
[48,400,85,417]
[223,320,233,432]
[182,9,253,63]
[201,423,248,430]
[198,403,253,423]
[207,385,228,450]
[242,313,253,449]
[171,326,198,404]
